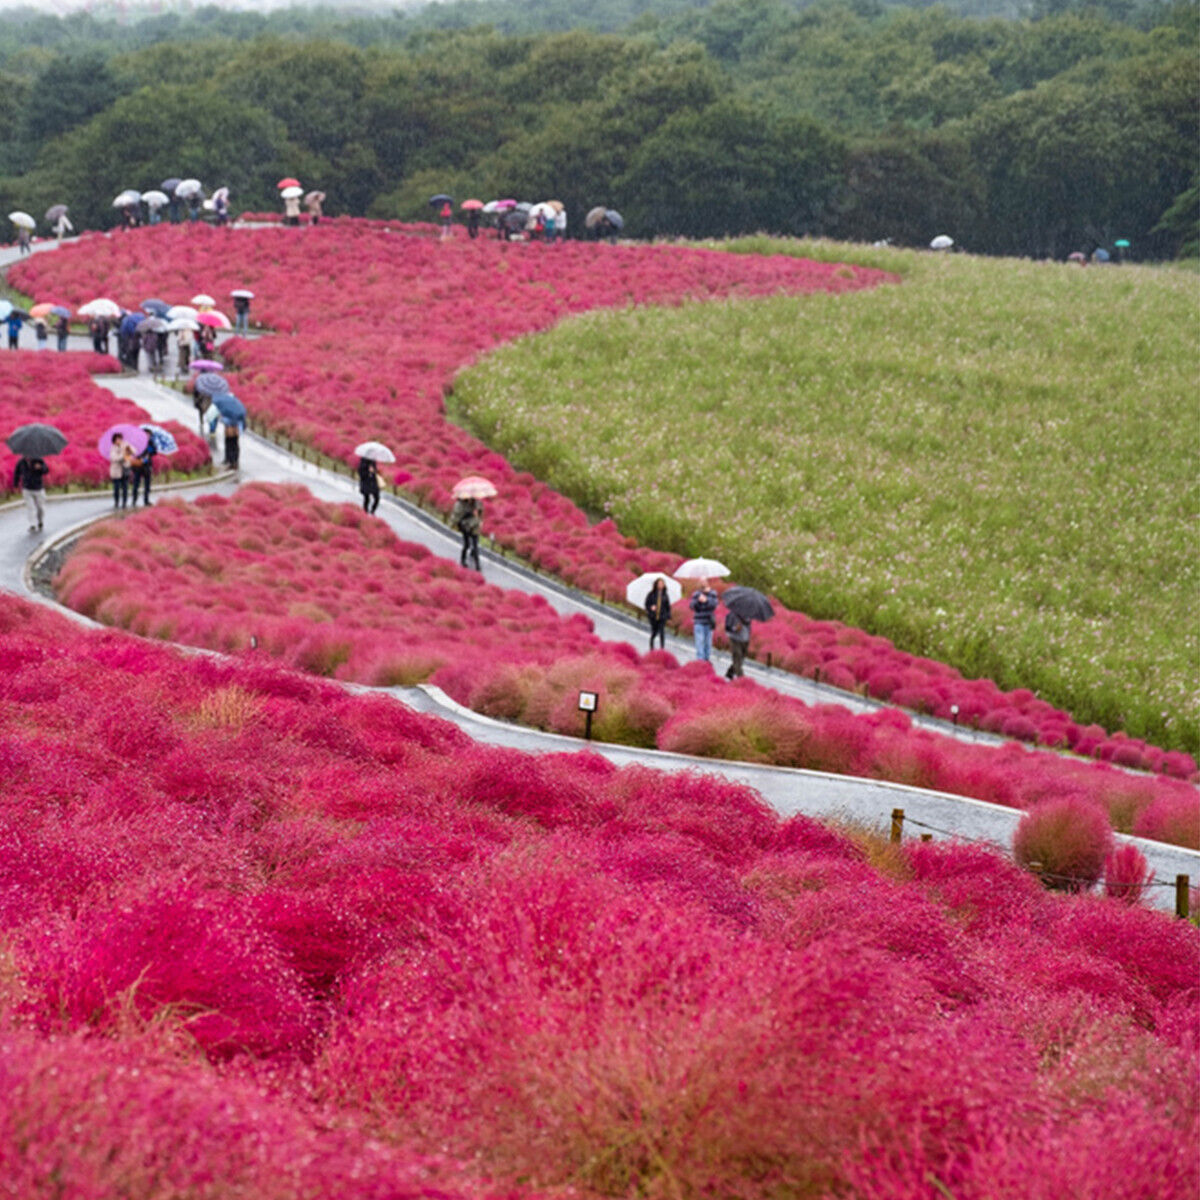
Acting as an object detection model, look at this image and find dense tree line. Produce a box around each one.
[0,0,1194,257]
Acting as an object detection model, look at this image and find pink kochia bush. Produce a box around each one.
[0,593,1196,1196]
[0,353,209,495]
[54,483,1200,848]
[13,223,1188,776]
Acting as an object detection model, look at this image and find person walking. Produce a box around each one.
[689,580,719,662]
[304,191,324,226]
[555,206,567,243]
[283,191,301,227]
[645,577,672,651]
[176,327,191,375]
[222,419,241,469]
[13,454,48,532]
[451,495,482,570]
[128,434,155,507]
[89,315,109,354]
[724,610,751,679]
[16,227,32,256]
[233,293,251,333]
[33,319,48,351]
[109,433,129,509]
[141,325,159,373]
[6,311,23,349]
[54,313,69,352]
[357,455,381,514]
[466,208,481,240]
[53,213,73,242]
[438,201,453,241]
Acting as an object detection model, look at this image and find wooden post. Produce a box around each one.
[920,833,932,842]
[1177,875,1191,920]
[766,652,772,670]
[890,808,904,844]
[584,710,593,741]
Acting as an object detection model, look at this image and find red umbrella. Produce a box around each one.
[460,199,484,211]
[452,475,497,499]
[276,177,301,190]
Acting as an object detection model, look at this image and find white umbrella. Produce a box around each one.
[190,294,215,308]
[168,318,200,332]
[112,190,141,208]
[280,186,303,200]
[625,572,682,609]
[354,441,396,463]
[142,190,170,209]
[79,298,122,318]
[230,289,255,300]
[167,305,198,321]
[530,201,556,220]
[8,211,35,229]
[674,557,730,580]
[930,235,954,250]
[175,179,202,198]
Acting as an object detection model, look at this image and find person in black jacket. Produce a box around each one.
[358,455,380,514]
[724,610,751,679]
[129,435,156,506]
[644,577,672,650]
[13,455,48,532]
[451,497,482,570]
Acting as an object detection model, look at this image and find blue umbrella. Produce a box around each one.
[141,424,178,454]
[161,178,182,194]
[210,392,246,422]
[119,312,143,336]
[141,298,170,316]
[49,305,72,319]
[605,208,624,230]
[194,372,230,396]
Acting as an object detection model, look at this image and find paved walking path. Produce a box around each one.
[4,235,1196,911]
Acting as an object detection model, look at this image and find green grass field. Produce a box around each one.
[450,239,1200,754]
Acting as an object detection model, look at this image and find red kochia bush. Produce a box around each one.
[1013,796,1115,891]
[0,592,1196,1197]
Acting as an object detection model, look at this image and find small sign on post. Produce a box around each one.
[578,690,598,741]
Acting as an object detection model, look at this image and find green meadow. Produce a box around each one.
[450,241,1199,754]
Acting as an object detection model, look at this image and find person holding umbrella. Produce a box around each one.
[33,318,48,351]
[720,586,774,679]
[688,580,720,663]
[128,432,156,507]
[304,191,325,225]
[645,577,673,651]
[12,453,49,532]
[451,496,483,569]
[358,455,381,514]
[109,432,130,509]
[231,290,253,334]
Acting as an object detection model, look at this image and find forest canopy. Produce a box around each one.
[0,0,1195,257]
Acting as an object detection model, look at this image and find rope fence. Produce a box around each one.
[887,807,1193,919]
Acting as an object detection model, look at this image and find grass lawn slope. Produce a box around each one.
[451,239,1199,755]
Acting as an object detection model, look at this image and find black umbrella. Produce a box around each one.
[429,193,453,206]
[721,586,774,623]
[7,423,68,457]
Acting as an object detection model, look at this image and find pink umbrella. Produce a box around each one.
[196,311,231,329]
[189,359,224,372]
[98,424,149,459]
[460,199,484,211]
[494,199,518,211]
[452,475,498,499]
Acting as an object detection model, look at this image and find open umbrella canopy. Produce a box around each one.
[1067,251,1087,264]
[493,199,518,210]
[142,190,170,209]
[0,301,13,320]
[625,572,682,609]
[7,423,67,457]
[720,586,774,623]
[210,392,246,422]
[452,475,497,500]
[141,299,170,316]
[460,199,484,211]
[168,304,198,321]
[44,204,68,223]
[930,234,954,250]
[585,206,608,229]
[168,318,200,333]
[119,312,144,336]
[190,359,224,373]
[429,193,453,207]
[1114,238,1131,248]
[197,310,231,330]
[277,177,301,190]
[190,294,215,309]
[112,190,141,208]
[78,298,122,319]
[280,186,303,200]
[194,373,230,396]
[354,440,396,463]
[303,191,325,206]
[29,303,55,319]
[674,557,730,580]
[211,187,230,203]
[141,424,179,455]
[49,306,72,319]
[604,209,624,229]
[161,178,182,194]
[229,289,254,300]
[9,211,35,229]
[98,424,149,459]
[175,179,203,198]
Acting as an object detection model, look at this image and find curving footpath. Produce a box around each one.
[4,235,1197,911]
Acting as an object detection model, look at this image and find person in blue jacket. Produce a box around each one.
[129,433,156,506]
[5,311,22,349]
[689,580,719,662]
